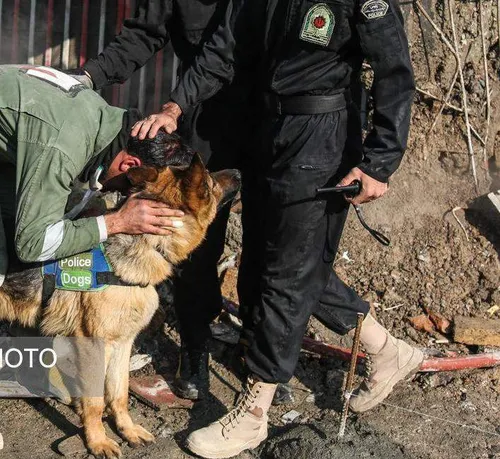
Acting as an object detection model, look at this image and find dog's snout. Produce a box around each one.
[231,169,242,183]
[212,169,242,211]
[212,169,242,188]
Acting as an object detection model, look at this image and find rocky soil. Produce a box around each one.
[1,2,500,459]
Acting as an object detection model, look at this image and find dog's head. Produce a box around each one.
[126,153,241,258]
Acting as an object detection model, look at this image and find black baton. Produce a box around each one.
[315,180,390,247]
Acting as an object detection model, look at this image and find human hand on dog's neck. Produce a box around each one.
[104,194,184,237]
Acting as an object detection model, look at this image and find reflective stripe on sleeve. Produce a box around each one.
[37,220,65,261]
[96,215,107,242]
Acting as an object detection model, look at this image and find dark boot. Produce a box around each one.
[172,344,210,400]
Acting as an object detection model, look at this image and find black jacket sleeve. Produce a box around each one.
[355,0,415,182]
[83,0,173,90]
[170,0,259,113]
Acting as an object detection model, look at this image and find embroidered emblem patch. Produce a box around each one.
[361,0,389,19]
[300,3,335,47]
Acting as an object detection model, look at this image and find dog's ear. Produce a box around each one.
[183,153,210,200]
[127,166,159,186]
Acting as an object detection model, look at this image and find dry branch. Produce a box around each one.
[448,0,478,191]
[414,1,458,58]
[416,86,463,113]
[498,0,500,57]
[479,0,491,169]
[451,207,469,241]
[428,43,472,135]
[470,125,486,147]
[428,70,459,135]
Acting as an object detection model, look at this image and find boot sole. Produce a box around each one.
[350,349,424,413]
[173,386,204,401]
[186,434,266,459]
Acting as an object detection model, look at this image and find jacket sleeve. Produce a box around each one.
[83,0,173,90]
[355,0,415,183]
[15,147,106,263]
[170,0,258,113]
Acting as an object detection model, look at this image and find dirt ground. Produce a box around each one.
[1,3,500,459]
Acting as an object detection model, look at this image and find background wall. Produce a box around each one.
[0,0,175,114]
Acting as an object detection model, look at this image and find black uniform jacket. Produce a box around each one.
[170,0,416,182]
[83,0,229,90]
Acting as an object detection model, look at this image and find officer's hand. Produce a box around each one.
[104,194,184,236]
[131,102,183,140]
[337,167,388,205]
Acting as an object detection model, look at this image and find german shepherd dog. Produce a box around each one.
[0,148,241,458]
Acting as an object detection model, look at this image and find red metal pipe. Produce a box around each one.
[302,337,366,362]
[420,352,500,372]
[302,337,500,372]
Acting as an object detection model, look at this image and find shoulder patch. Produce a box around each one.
[361,0,389,19]
[300,3,335,47]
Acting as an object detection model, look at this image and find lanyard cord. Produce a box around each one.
[316,180,391,247]
[352,204,390,246]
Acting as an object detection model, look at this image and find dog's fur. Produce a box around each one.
[0,153,240,458]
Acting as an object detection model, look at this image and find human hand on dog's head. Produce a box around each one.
[131,102,182,140]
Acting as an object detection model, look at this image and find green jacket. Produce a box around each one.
[0,65,125,263]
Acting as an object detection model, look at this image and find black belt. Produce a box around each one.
[263,92,349,115]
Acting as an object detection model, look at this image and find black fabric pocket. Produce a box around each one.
[357,7,403,62]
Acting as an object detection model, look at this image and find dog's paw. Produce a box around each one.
[88,437,122,459]
[121,424,155,448]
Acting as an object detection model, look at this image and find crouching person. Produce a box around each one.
[0,65,185,271]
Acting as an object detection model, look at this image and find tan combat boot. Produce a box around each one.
[350,313,424,413]
[186,376,277,459]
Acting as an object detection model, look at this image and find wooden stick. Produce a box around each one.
[428,70,459,135]
[454,316,500,346]
[451,207,469,241]
[414,1,458,58]
[498,0,500,58]
[416,86,463,113]
[479,0,491,169]
[448,0,479,191]
[428,43,472,135]
[470,124,486,147]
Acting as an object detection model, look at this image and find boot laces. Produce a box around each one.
[361,345,373,380]
[219,385,258,438]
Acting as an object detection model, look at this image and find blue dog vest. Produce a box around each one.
[42,245,113,292]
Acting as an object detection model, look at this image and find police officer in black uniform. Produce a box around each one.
[77,0,350,404]
[76,0,256,401]
[132,0,422,456]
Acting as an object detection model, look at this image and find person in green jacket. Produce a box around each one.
[0,64,184,285]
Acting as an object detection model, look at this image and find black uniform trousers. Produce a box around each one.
[238,102,370,383]
[173,89,249,350]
